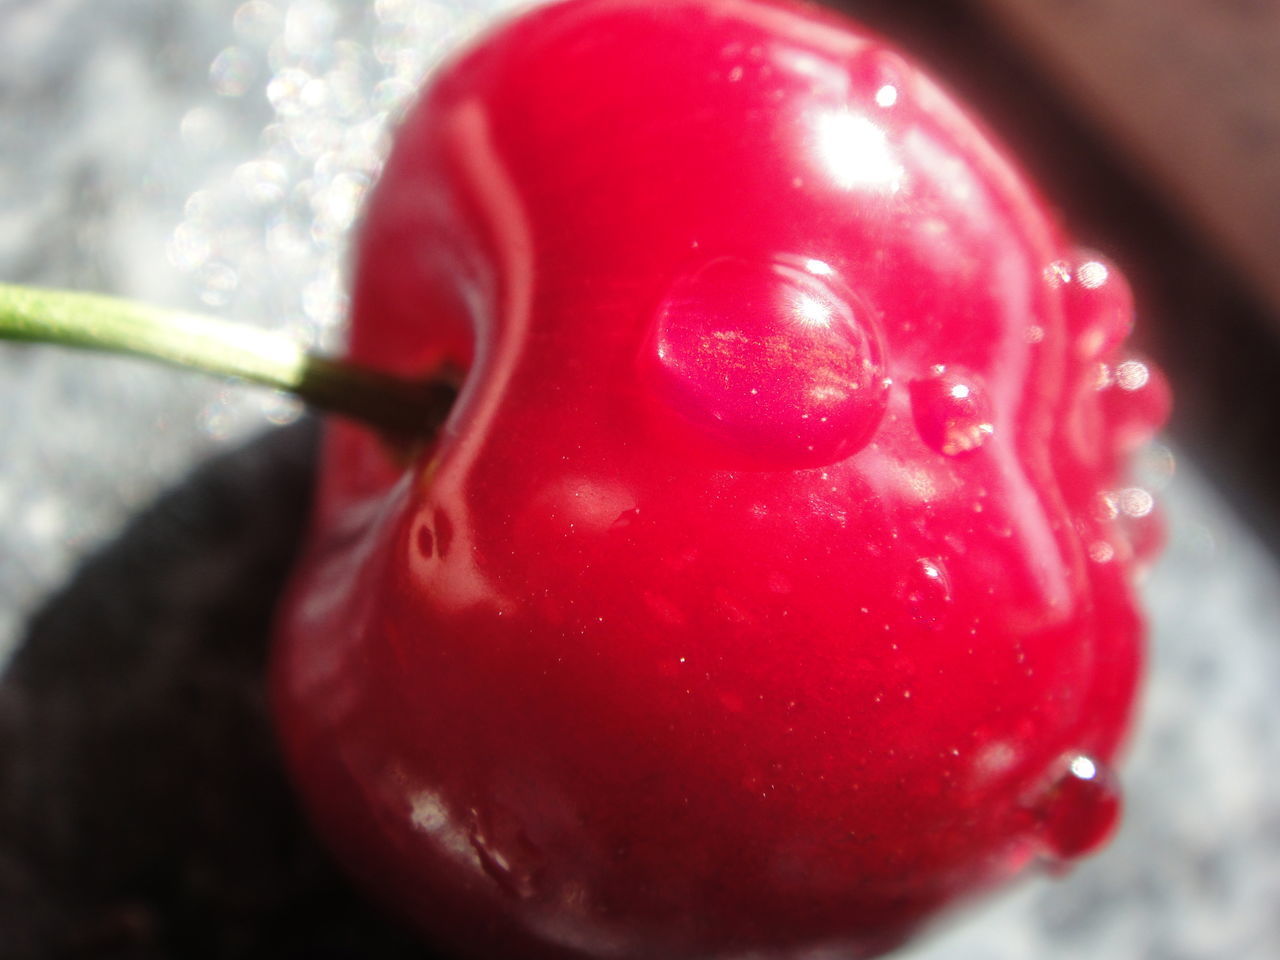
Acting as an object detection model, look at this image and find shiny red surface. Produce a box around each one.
[271,1,1169,957]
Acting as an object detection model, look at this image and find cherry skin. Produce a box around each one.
[271,1,1168,957]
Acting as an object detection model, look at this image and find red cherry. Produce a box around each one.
[271,1,1167,957]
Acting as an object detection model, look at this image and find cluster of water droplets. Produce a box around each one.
[1047,252,1173,568]
[989,253,1174,864]
[171,0,523,439]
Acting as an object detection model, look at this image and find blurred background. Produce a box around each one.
[0,0,1277,957]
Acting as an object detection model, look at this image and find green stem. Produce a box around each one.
[0,283,454,438]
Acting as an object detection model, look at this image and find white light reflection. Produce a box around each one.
[1088,540,1115,564]
[792,292,833,327]
[1115,360,1150,391]
[408,788,479,863]
[813,109,901,192]
[1118,487,1155,518]
[1077,260,1109,289]
[874,83,898,108]
[1069,755,1098,780]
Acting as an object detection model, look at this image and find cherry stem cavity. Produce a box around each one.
[0,283,453,439]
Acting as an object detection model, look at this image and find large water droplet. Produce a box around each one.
[909,366,994,455]
[650,256,889,467]
[1027,753,1122,861]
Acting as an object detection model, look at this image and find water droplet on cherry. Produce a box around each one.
[1099,355,1171,454]
[1087,540,1116,564]
[650,256,888,466]
[902,557,951,625]
[1113,359,1149,391]
[1115,486,1154,518]
[1027,753,1122,861]
[1048,251,1134,359]
[909,366,994,455]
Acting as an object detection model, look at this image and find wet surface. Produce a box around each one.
[0,1,1277,958]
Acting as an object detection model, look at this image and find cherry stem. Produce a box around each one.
[0,283,453,439]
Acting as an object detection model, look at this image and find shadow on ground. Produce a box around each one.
[0,422,439,959]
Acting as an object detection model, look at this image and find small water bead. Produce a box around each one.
[1047,252,1135,360]
[1087,540,1115,564]
[852,47,909,114]
[1113,359,1150,391]
[902,557,951,626]
[1095,491,1157,522]
[1100,483,1162,565]
[650,255,889,467]
[1116,486,1154,518]
[1099,355,1172,454]
[909,365,994,456]
[1074,260,1109,289]
[1027,753,1122,861]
